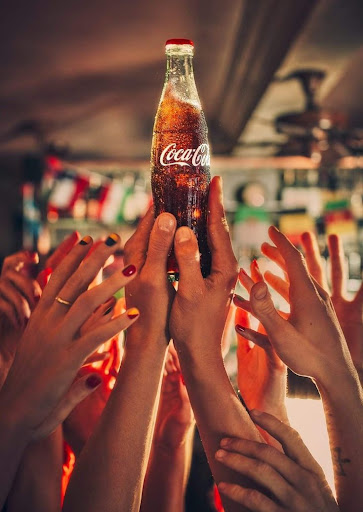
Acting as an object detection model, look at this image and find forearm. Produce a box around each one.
[0,419,29,508]
[63,343,167,512]
[141,425,194,512]
[176,344,262,512]
[317,366,363,512]
[6,427,63,512]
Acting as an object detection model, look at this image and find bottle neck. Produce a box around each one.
[164,53,200,105]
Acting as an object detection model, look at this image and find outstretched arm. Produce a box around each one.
[170,177,263,512]
[64,211,177,512]
[243,226,363,512]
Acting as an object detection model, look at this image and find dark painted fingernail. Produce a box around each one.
[86,374,102,388]
[104,306,113,316]
[122,264,136,277]
[235,324,246,333]
[233,294,245,305]
[127,307,139,319]
[105,233,119,246]
[80,235,92,245]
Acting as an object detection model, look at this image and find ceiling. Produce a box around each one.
[0,0,362,161]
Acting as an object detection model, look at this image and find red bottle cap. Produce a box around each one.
[165,38,194,46]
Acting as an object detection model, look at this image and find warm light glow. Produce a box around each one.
[286,398,335,494]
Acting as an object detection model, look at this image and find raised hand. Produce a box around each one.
[216,410,339,512]
[0,250,42,387]
[169,176,262,512]
[234,262,288,434]
[154,343,194,449]
[301,232,362,380]
[242,226,362,512]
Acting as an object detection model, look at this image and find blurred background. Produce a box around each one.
[0,0,362,508]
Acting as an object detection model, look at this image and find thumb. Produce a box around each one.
[174,226,204,293]
[143,213,176,275]
[250,282,286,334]
[33,373,102,440]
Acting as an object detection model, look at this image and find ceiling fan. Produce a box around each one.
[238,69,363,166]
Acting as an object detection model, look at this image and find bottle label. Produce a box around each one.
[160,143,210,168]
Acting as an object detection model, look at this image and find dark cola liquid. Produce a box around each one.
[151,93,211,280]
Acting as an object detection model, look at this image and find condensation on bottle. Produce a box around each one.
[150,38,211,280]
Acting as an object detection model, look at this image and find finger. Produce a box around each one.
[261,242,287,273]
[219,436,305,490]
[34,373,102,440]
[264,271,289,302]
[208,176,238,280]
[218,483,282,512]
[327,234,345,298]
[174,226,204,293]
[80,296,117,336]
[249,282,287,332]
[123,206,155,269]
[142,213,177,276]
[45,231,80,270]
[1,251,39,275]
[82,351,111,367]
[74,309,140,360]
[250,410,325,476]
[233,294,253,314]
[238,268,255,293]
[268,227,316,297]
[235,325,271,351]
[52,234,122,313]
[250,259,263,283]
[39,237,93,308]
[0,296,19,328]
[235,307,251,355]
[4,269,42,309]
[37,267,53,290]
[0,280,30,325]
[300,232,327,289]
[62,268,138,339]
[216,448,294,506]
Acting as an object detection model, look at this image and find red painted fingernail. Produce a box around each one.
[86,374,102,388]
[122,264,136,277]
[235,324,246,333]
[180,373,186,385]
[240,268,248,276]
[252,259,259,270]
[127,307,139,319]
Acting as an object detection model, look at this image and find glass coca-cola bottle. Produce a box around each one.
[151,38,211,280]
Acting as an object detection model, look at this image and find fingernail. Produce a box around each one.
[158,214,175,232]
[80,235,92,245]
[254,283,267,300]
[105,233,119,246]
[127,307,139,319]
[122,264,136,277]
[176,226,191,243]
[86,374,102,389]
[233,294,245,305]
[220,438,232,447]
[180,373,186,385]
[235,324,245,333]
[215,449,226,460]
[250,409,262,417]
[104,306,113,316]
[240,268,248,276]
